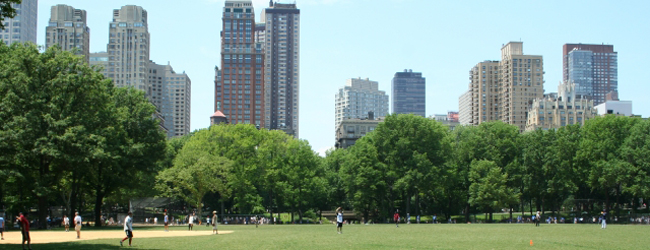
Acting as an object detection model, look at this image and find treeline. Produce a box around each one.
[327,114,650,223]
[0,43,167,228]
[2,42,650,227]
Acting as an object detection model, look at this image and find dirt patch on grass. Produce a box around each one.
[0,229,233,244]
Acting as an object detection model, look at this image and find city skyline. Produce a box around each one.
[25,0,650,155]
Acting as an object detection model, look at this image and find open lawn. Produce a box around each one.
[1,223,649,249]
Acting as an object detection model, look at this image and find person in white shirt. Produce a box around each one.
[63,215,70,232]
[164,212,169,232]
[336,207,343,234]
[120,211,134,247]
[74,212,82,239]
[188,212,195,231]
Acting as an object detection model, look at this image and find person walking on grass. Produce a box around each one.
[74,212,82,239]
[18,212,31,250]
[336,207,343,234]
[164,212,169,232]
[120,211,134,247]
[63,215,70,232]
[212,211,219,235]
[601,210,608,229]
[535,211,541,227]
[394,210,400,228]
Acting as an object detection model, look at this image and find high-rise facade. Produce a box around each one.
[499,42,544,131]
[566,49,593,98]
[107,5,150,93]
[335,77,389,132]
[458,90,472,125]
[215,0,265,127]
[468,61,500,125]
[45,4,90,62]
[563,44,617,106]
[260,1,300,137]
[1,0,37,46]
[459,42,544,131]
[392,69,426,117]
[148,62,191,138]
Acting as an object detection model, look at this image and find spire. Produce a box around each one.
[270,0,273,7]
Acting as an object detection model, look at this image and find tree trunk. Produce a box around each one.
[94,189,104,227]
[38,196,47,229]
[509,206,513,223]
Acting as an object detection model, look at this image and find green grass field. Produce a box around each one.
[3,223,650,249]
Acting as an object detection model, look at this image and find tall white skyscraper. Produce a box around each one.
[45,4,89,62]
[335,77,389,132]
[260,1,300,137]
[106,5,150,93]
[1,0,38,46]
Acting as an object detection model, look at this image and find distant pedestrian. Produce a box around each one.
[535,211,541,227]
[601,210,608,229]
[0,214,5,240]
[18,212,31,250]
[394,210,400,228]
[212,211,219,235]
[120,211,134,247]
[74,212,82,239]
[63,215,70,232]
[336,207,343,234]
[164,212,169,232]
[188,212,195,231]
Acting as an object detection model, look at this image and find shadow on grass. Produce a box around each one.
[2,242,163,250]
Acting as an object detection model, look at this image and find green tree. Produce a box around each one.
[468,160,519,222]
[450,121,519,222]
[620,119,650,215]
[578,115,640,212]
[0,0,20,30]
[371,114,450,219]
[340,137,387,222]
[156,129,232,215]
[0,43,112,227]
[87,87,166,227]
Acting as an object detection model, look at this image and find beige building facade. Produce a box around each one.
[45,4,89,62]
[468,60,500,125]
[525,82,596,131]
[499,42,544,131]
[106,5,150,93]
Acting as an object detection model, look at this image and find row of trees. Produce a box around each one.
[155,125,324,223]
[2,42,649,226]
[327,114,650,222]
[0,43,166,228]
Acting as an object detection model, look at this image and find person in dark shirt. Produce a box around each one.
[601,210,608,229]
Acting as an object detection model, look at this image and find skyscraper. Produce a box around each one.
[148,62,191,138]
[1,0,37,46]
[45,4,90,62]
[499,42,544,131]
[335,77,389,132]
[392,69,426,117]
[467,60,500,125]
[107,5,150,93]
[216,0,265,127]
[260,1,300,137]
[459,42,544,131]
[563,43,617,106]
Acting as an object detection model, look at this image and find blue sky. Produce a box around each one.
[36,0,650,156]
